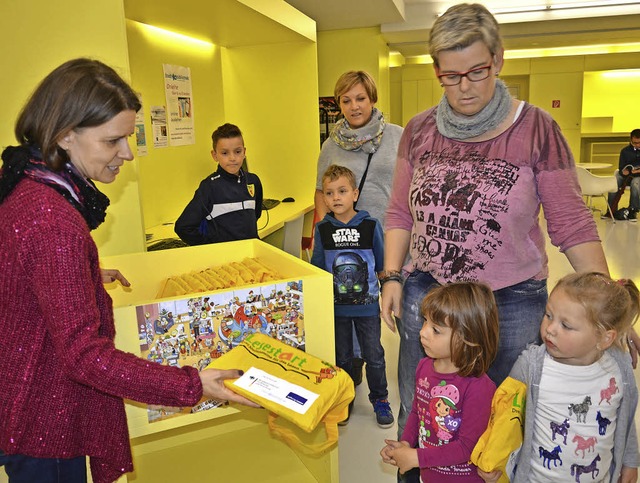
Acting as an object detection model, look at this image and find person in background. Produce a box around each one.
[479,272,639,483]
[381,282,499,482]
[0,59,257,483]
[379,4,634,482]
[175,123,263,245]
[311,165,394,428]
[315,70,404,386]
[606,128,640,218]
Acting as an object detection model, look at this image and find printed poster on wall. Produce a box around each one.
[134,92,148,157]
[150,106,168,148]
[163,64,195,146]
[136,280,305,423]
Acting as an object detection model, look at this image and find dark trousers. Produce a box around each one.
[335,314,389,402]
[0,450,87,483]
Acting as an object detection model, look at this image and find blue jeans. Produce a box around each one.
[0,450,87,483]
[396,271,546,444]
[352,325,362,359]
[335,315,388,402]
[608,172,640,211]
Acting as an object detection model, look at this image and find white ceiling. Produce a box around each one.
[284,0,640,57]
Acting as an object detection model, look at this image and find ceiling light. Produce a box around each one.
[602,69,640,77]
[489,1,640,16]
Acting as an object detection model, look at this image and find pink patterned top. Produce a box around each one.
[386,103,599,290]
[402,358,496,482]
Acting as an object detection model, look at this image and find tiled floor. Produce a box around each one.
[339,196,640,483]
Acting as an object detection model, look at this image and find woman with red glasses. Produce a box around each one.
[379,4,632,482]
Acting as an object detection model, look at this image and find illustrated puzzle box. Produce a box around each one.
[102,239,338,482]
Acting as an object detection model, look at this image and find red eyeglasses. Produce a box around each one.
[437,64,493,86]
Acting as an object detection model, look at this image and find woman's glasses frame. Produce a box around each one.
[437,64,493,86]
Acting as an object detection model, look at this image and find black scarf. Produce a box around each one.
[0,145,110,230]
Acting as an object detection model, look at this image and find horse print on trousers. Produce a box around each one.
[550,418,570,445]
[568,396,592,423]
[570,454,601,483]
[539,445,563,469]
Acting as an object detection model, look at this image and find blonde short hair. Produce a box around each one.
[429,3,502,68]
[334,71,378,105]
[553,272,639,350]
[322,165,357,190]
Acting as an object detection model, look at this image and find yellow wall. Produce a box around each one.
[317,27,391,116]
[583,70,640,133]
[126,20,226,228]
[0,0,145,256]
[127,23,318,229]
[220,41,319,202]
[529,57,585,156]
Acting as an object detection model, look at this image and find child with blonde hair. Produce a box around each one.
[381,281,499,481]
[311,164,393,428]
[480,272,640,483]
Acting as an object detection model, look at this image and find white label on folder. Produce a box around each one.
[234,367,319,415]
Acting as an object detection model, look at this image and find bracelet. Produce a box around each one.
[379,274,404,287]
[378,269,402,280]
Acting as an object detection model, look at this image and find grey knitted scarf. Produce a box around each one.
[436,79,512,140]
[330,108,385,154]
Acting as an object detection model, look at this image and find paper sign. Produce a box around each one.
[234,367,319,414]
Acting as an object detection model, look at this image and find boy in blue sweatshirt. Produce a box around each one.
[311,165,394,428]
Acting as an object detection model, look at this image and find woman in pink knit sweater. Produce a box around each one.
[0,59,257,483]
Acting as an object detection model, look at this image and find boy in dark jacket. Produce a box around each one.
[311,164,393,428]
[175,123,262,245]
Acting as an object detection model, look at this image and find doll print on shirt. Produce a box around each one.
[530,354,622,482]
[416,377,463,448]
[410,149,521,282]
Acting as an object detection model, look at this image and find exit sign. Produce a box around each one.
[552,100,561,108]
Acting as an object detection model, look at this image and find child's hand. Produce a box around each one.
[619,465,638,483]
[387,441,418,474]
[380,439,404,465]
[478,469,502,483]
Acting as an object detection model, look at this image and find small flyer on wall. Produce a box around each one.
[150,105,168,148]
[136,280,305,423]
[163,64,195,146]
[134,93,148,157]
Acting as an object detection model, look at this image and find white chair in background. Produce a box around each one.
[575,166,618,222]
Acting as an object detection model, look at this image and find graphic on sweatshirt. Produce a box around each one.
[429,380,461,444]
[331,251,369,304]
[410,151,520,281]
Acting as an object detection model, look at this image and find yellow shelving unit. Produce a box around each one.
[102,240,337,482]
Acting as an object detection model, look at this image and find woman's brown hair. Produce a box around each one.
[15,58,141,171]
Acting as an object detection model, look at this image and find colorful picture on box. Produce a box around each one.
[136,280,305,423]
